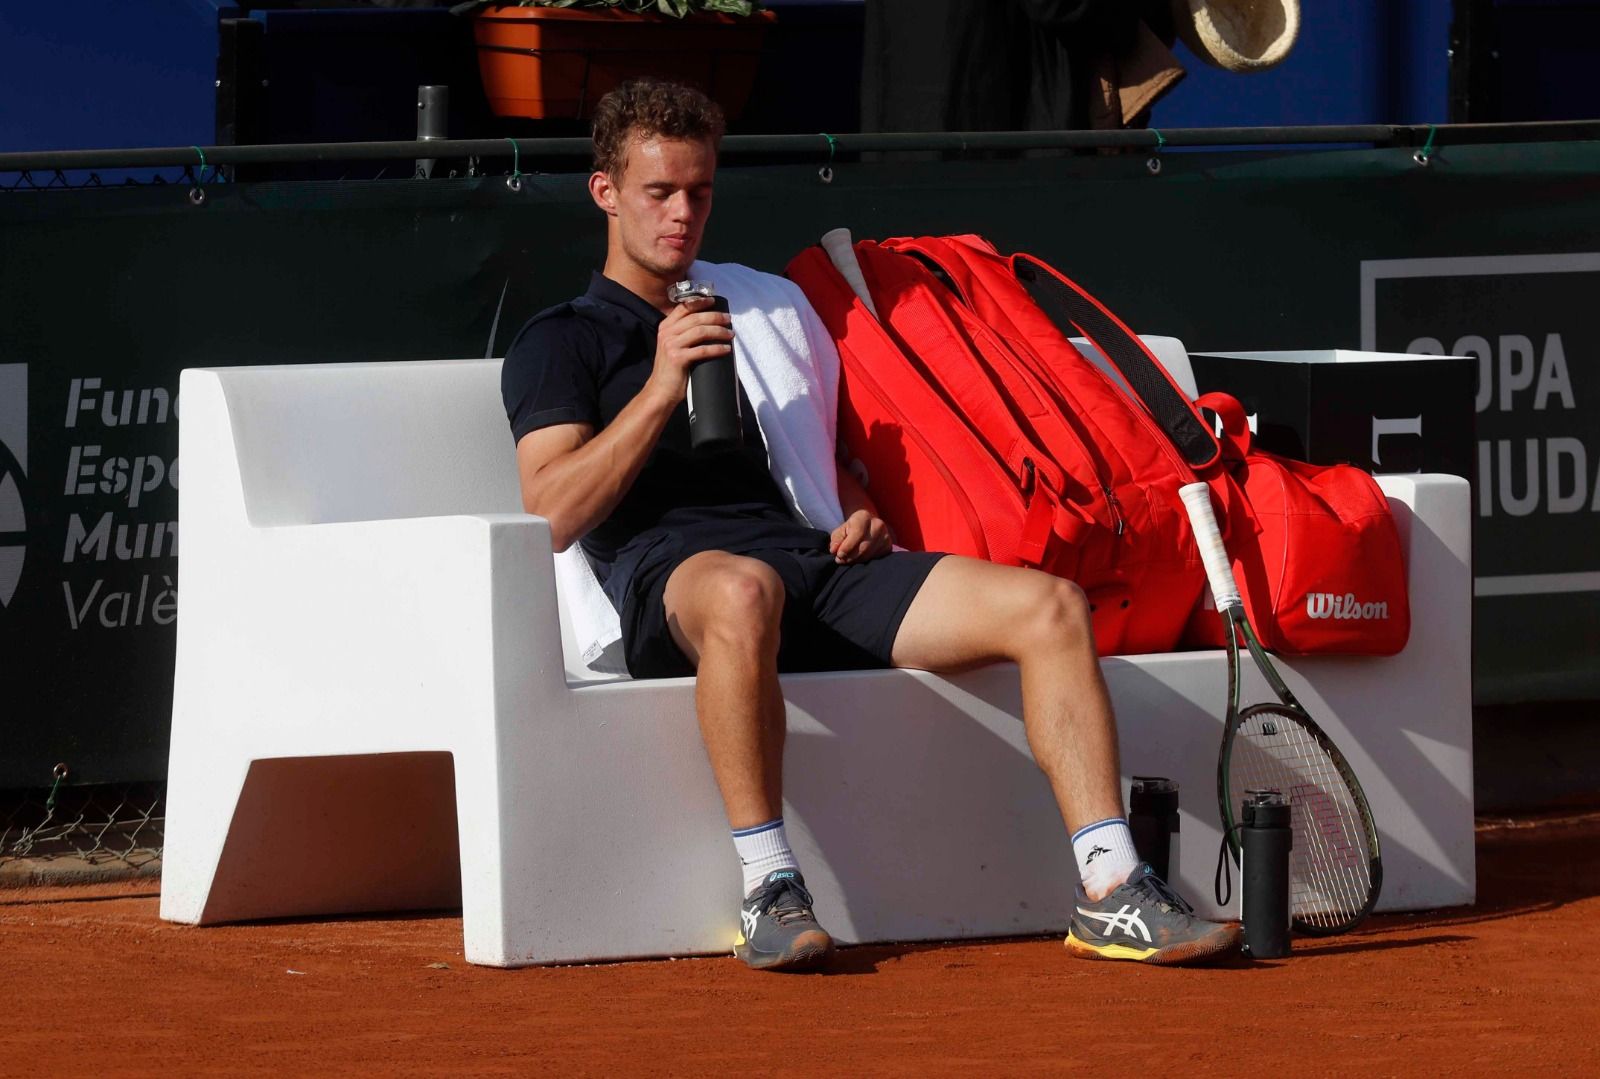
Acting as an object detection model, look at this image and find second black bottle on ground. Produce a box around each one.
[1240,789,1293,958]
[1128,776,1180,883]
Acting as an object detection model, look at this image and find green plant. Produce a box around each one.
[456,0,763,17]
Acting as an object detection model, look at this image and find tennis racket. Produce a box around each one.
[1178,481,1383,935]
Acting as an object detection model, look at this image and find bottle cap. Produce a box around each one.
[668,279,716,303]
[1129,775,1179,816]
[1242,789,1291,828]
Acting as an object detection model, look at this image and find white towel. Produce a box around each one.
[554,260,846,674]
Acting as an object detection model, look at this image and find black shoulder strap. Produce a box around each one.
[1013,255,1218,469]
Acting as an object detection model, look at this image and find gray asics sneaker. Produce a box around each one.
[1066,862,1242,966]
[734,869,835,971]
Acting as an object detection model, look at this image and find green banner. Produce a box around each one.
[2,139,1598,785]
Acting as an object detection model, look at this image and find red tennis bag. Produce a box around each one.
[1183,392,1411,655]
[887,235,1410,657]
[787,236,1207,655]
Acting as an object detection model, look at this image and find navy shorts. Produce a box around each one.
[621,547,947,679]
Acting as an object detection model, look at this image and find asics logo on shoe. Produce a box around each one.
[741,908,759,938]
[1085,844,1111,863]
[1077,904,1152,943]
[770,870,796,881]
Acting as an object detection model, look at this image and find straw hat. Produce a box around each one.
[1173,0,1300,73]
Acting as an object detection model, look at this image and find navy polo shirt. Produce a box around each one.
[501,272,827,612]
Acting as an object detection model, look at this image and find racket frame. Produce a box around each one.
[1216,604,1384,935]
[1180,481,1383,936]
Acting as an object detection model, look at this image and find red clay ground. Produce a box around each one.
[4,812,1600,1078]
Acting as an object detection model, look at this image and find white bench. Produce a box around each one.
[159,346,1475,967]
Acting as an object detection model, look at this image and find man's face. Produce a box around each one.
[593,134,717,280]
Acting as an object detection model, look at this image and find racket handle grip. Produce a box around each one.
[1179,481,1243,612]
[820,227,880,319]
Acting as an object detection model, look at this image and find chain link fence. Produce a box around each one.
[2,165,231,191]
[0,773,164,883]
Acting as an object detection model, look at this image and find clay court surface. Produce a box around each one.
[4,812,1599,1077]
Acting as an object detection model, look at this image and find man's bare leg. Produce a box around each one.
[662,550,788,830]
[662,550,833,970]
[890,555,1125,840]
[891,555,1241,965]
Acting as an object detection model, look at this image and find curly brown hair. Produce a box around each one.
[591,78,726,178]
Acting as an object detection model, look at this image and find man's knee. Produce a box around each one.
[1021,575,1093,653]
[695,561,785,650]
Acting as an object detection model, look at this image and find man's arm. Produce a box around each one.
[515,296,731,551]
[829,461,893,564]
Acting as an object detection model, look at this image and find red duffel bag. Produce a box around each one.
[1183,391,1411,655]
[788,235,1207,655]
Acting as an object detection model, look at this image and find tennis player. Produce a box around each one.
[502,78,1239,970]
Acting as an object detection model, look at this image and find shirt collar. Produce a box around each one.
[586,271,666,329]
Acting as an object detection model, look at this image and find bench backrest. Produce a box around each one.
[204,338,1196,530]
[210,359,521,527]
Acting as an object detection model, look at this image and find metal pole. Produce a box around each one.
[2,120,1598,174]
[416,85,449,179]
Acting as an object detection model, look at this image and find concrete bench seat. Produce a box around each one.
[160,343,1473,967]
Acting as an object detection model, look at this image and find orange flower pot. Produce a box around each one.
[472,5,776,121]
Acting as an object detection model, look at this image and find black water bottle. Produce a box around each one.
[1128,776,1179,883]
[1240,789,1293,959]
[669,279,743,453]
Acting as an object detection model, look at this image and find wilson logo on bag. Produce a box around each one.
[1305,593,1391,621]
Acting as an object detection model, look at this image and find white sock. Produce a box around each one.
[732,819,799,897]
[1072,818,1141,900]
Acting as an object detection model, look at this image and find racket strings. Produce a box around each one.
[1248,717,1362,924]
[1244,736,1366,925]
[1269,719,1368,926]
[1237,728,1365,927]
[1232,711,1373,928]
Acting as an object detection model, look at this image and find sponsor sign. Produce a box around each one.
[1362,253,1600,595]
[1363,252,1600,701]
[0,361,181,786]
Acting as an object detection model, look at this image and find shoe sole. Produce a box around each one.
[1064,923,1242,966]
[735,929,836,972]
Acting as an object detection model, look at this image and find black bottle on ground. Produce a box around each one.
[1240,789,1293,959]
[1128,776,1179,883]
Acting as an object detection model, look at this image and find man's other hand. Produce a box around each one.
[829,509,893,564]
[646,295,734,405]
